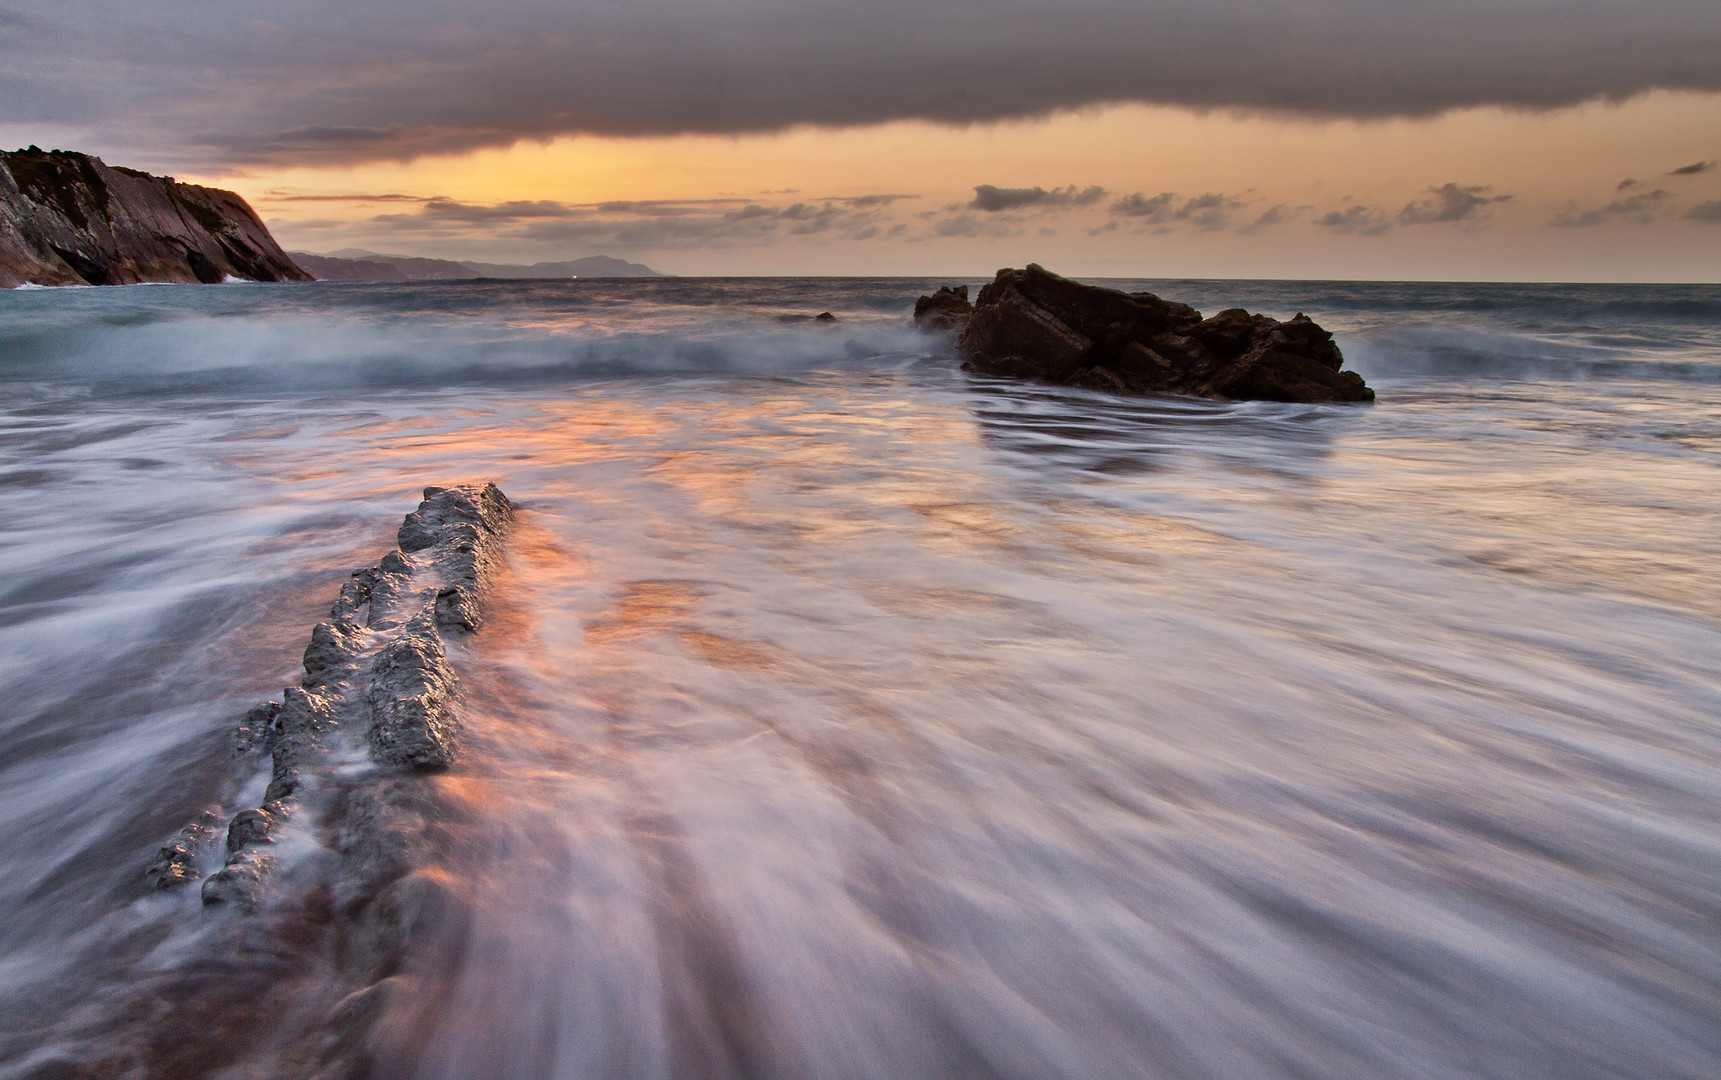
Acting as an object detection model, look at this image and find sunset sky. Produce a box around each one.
[4,0,1719,279]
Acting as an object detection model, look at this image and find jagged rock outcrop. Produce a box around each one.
[913,284,974,331]
[921,265,1373,404]
[148,482,512,926]
[0,146,310,288]
[113,485,515,1076]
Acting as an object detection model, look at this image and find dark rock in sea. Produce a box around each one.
[225,807,276,853]
[950,265,1374,404]
[913,284,974,331]
[815,311,837,322]
[0,147,311,288]
[199,848,275,913]
[143,808,224,889]
[148,482,513,926]
[303,617,364,686]
[368,613,462,770]
[230,700,281,758]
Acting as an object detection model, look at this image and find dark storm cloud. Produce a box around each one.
[1683,200,1721,222]
[4,0,1720,167]
[1667,160,1716,175]
[968,185,1106,212]
[1397,183,1512,224]
[1548,189,1670,226]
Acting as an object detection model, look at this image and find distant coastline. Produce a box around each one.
[290,250,663,281]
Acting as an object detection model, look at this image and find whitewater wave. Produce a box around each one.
[2,277,1719,393]
[1341,322,1721,382]
[0,283,939,392]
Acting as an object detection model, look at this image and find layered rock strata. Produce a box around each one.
[918,264,1374,404]
[147,483,512,933]
[0,146,310,287]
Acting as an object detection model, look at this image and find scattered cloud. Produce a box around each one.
[1110,192,1178,220]
[928,214,1024,239]
[1548,189,1670,227]
[968,184,1106,212]
[1314,204,1393,236]
[1398,182,1512,225]
[841,193,916,208]
[348,191,916,251]
[1235,205,1298,234]
[1109,191,1246,231]
[418,198,580,223]
[1683,200,1721,223]
[1176,192,1245,231]
[1667,161,1716,176]
[594,199,742,216]
[1617,178,1640,191]
[261,191,433,203]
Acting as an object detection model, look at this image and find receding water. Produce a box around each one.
[0,278,1718,1079]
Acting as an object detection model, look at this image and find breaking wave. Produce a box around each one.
[4,277,1717,395]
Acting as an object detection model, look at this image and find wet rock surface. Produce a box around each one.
[912,284,974,331]
[74,483,516,1076]
[0,147,311,288]
[179,482,512,912]
[920,264,1374,403]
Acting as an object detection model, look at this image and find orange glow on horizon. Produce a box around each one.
[188,93,1721,280]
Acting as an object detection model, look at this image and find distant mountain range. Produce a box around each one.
[291,250,663,281]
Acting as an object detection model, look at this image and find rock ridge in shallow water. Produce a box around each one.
[144,482,513,917]
[916,264,1374,404]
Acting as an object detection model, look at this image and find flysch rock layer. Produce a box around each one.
[147,483,513,930]
[915,264,1374,404]
[50,484,517,1079]
[0,146,311,288]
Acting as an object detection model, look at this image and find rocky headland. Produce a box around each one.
[0,147,310,288]
[917,265,1374,404]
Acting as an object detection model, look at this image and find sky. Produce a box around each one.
[3,0,1720,279]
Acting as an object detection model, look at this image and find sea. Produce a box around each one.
[0,277,1717,1079]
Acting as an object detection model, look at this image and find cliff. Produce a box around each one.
[0,147,310,288]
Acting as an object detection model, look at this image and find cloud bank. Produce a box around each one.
[4,0,1720,166]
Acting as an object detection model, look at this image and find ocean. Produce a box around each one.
[0,277,1717,1078]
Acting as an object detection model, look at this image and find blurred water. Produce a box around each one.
[0,278,1718,1079]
